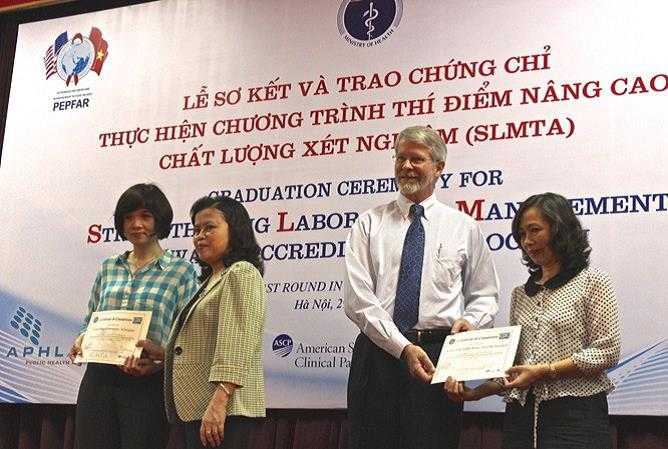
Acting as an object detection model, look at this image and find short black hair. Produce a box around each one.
[114,183,173,240]
[190,195,264,280]
[511,192,591,274]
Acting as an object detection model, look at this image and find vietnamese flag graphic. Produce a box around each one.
[89,27,108,75]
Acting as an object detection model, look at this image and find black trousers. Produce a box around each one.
[75,363,168,449]
[183,417,259,449]
[502,391,612,449]
[347,333,463,449]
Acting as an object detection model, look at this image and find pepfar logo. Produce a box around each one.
[338,0,403,48]
[9,306,42,345]
[272,334,294,358]
[44,27,109,87]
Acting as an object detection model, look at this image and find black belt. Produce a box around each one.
[404,328,451,345]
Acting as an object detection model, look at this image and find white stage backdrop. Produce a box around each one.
[0,0,666,414]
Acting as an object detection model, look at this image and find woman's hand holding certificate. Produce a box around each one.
[431,325,521,383]
[74,310,152,365]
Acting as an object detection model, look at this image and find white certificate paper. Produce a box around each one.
[75,310,152,365]
[431,325,521,383]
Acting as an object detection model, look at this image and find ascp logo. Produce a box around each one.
[272,334,294,358]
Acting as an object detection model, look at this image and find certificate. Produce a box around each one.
[431,325,521,383]
[75,310,152,365]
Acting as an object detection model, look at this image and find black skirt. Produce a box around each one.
[502,390,612,449]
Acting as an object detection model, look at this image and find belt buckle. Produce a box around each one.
[416,330,423,344]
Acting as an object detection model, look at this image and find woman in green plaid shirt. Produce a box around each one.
[68,183,198,449]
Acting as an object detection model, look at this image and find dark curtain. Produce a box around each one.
[0,10,17,163]
[1,405,668,449]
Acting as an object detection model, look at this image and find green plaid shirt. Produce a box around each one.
[82,251,199,346]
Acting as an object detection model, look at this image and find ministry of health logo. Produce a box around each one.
[43,27,109,86]
[9,306,42,345]
[338,0,403,48]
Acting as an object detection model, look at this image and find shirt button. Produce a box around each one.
[174,346,182,355]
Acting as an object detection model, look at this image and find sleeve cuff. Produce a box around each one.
[390,335,412,359]
[209,364,246,387]
[491,378,508,397]
[462,313,494,329]
[571,352,612,374]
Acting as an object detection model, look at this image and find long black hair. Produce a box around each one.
[190,195,264,281]
[511,192,590,275]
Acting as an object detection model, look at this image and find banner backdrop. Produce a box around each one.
[1,0,666,414]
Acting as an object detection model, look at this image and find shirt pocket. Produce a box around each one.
[433,249,465,290]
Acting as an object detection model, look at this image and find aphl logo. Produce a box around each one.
[10,306,42,345]
[6,306,66,359]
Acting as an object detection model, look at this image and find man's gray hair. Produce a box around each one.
[394,126,447,163]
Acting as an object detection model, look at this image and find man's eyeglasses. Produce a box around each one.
[392,154,433,167]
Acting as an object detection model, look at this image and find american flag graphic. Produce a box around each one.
[43,32,68,80]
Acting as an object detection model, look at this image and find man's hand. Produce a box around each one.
[401,344,435,383]
[451,318,472,334]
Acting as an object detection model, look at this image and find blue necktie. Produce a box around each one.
[393,204,425,333]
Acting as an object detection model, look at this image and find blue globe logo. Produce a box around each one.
[56,35,94,82]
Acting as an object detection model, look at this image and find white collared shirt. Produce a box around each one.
[344,193,500,358]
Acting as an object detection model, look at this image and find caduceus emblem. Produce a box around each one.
[363,1,379,40]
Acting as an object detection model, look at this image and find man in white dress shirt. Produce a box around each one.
[344,125,500,449]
